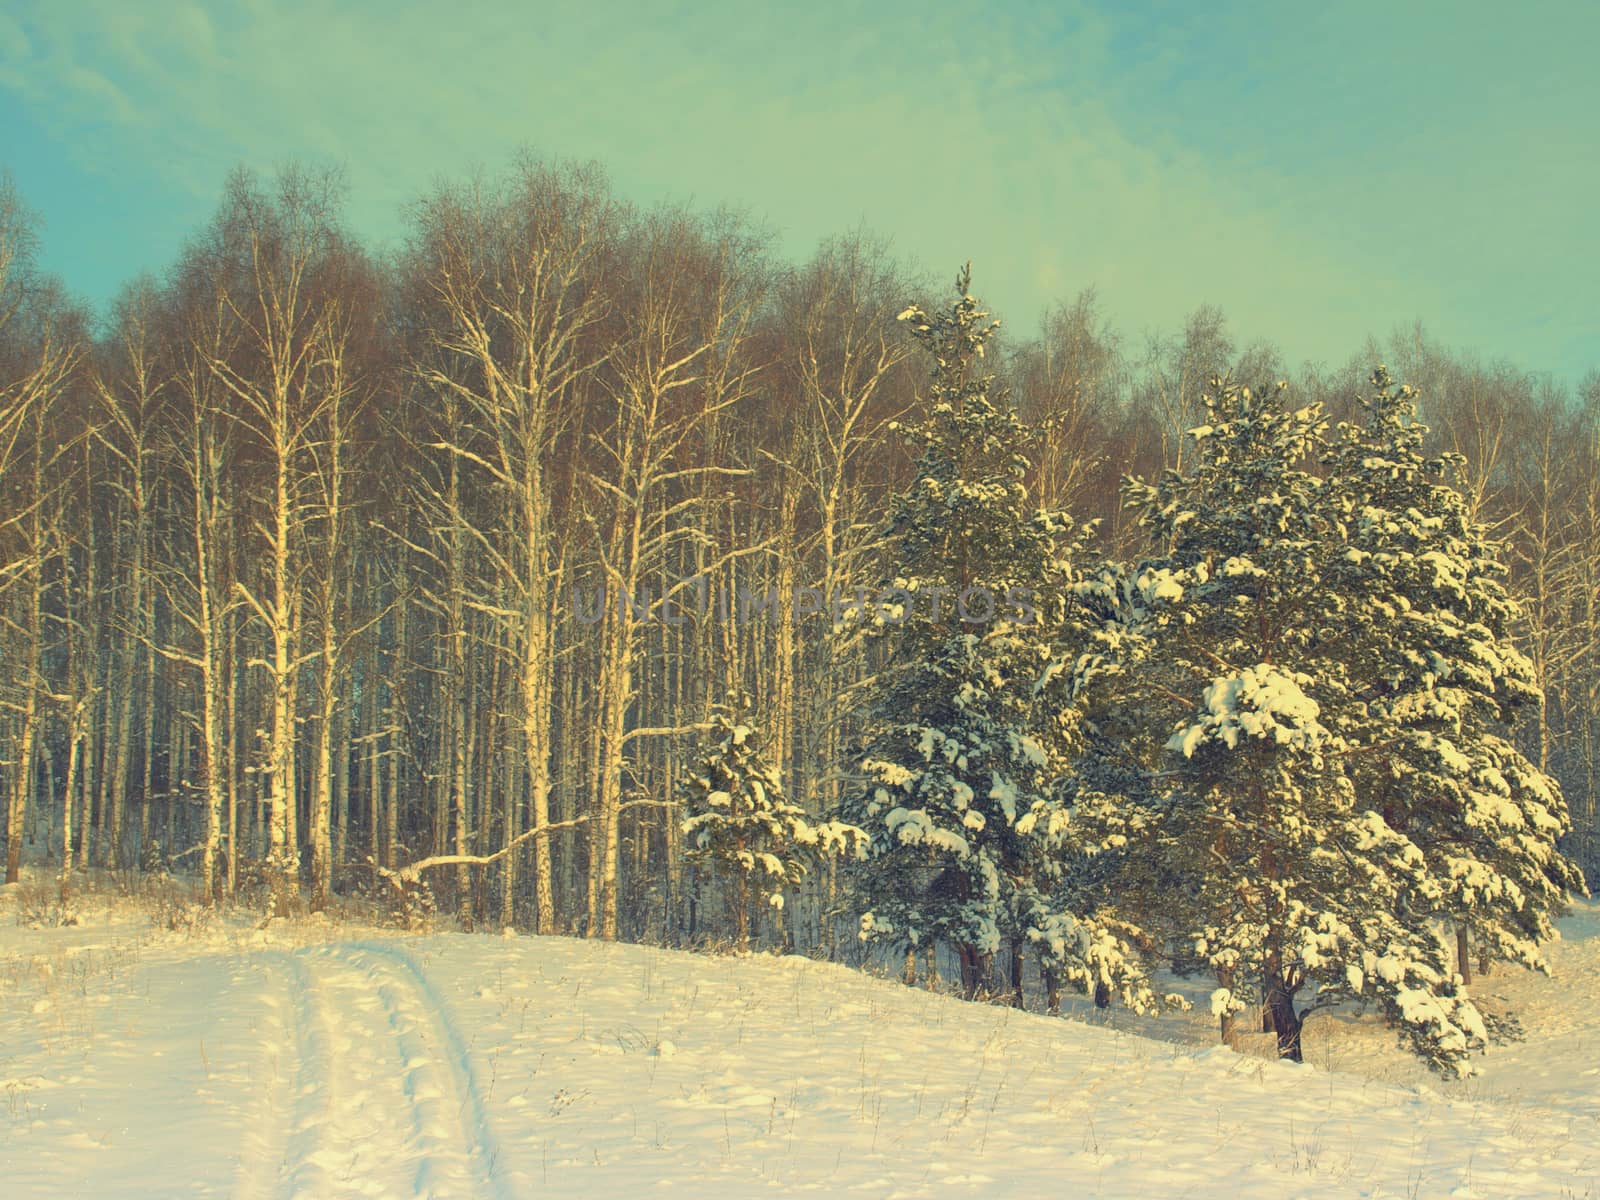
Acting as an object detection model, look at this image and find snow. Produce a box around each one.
[1167,664,1331,758]
[5,884,1600,1198]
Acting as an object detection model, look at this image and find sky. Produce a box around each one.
[1,0,1595,386]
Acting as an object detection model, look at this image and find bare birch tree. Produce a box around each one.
[0,179,82,884]
[201,168,347,910]
[407,161,616,931]
[580,211,766,940]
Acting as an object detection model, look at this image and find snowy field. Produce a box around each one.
[3,882,1599,1198]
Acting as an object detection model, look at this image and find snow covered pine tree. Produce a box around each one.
[1325,367,1582,994]
[681,700,865,951]
[843,267,1157,1009]
[1113,373,1568,1075]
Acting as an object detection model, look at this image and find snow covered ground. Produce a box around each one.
[3,881,1599,1198]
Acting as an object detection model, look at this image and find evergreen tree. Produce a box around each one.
[1325,368,1583,981]
[1116,376,1495,1074]
[681,700,865,950]
[843,267,1155,1008]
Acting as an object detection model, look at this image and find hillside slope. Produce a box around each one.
[3,890,1599,1198]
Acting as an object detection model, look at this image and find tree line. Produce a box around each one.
[1,159,1595,1067]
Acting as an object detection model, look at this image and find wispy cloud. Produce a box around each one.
[1,0,1594,382]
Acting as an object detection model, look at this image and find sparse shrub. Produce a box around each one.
[363,856,437,930]
[13,880,78,928]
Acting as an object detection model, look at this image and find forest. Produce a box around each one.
[1,157,1594,1074]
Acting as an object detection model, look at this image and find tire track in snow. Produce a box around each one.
[326,941,513,1200]
[277,949,353,1198]
[232,956,288,1200]
[236,944,512,1199]
[232,953,321,1200]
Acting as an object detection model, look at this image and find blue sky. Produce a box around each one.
[2,0,1595,385]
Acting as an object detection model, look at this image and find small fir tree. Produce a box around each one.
[681,700,865,950]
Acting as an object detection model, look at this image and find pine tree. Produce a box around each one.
[843,267,1155,1007]
[1325,367,1583,983]
[1116,376,1495,1074]
[681,699,865,951]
